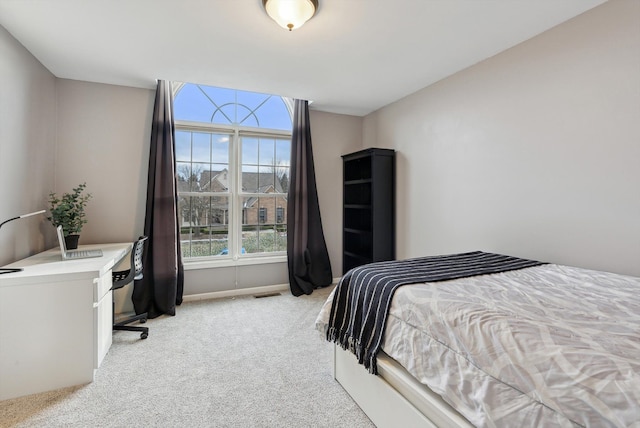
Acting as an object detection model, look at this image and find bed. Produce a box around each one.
[315,251,640,427]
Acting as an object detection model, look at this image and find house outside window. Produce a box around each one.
[173,83,291,261]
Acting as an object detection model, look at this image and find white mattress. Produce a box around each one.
[317,264,640,427]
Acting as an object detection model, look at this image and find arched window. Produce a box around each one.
[173,83,292,261]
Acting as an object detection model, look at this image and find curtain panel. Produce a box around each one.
[287,99,333,296]
[133,80,184,318]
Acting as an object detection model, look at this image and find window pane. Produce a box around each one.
[277,167,290,193]
[256,97,292,130]
[275,139,290,167]
[175,131,191,162]
[174,84,215,123]
[237,91,270,127]
[237,104,259,127]
[207,165,230,192]
[191,163,210,192]
[258,168,275,191]
[203,86,233,110]
[202,86,235,124]
[179,195,229,258]
[242,137,259,168]
[192,133,211,163]
[175,83,292,129]
[259,138,275,165]
[237,91,269,112]
[174,131,231,193]
[241,137,290,194]
[275,139,290,193]
[177,162,191,192]
[205,86,236,107]
[212,134,229,164]
[241,197,286,254]
[212,104,235,125]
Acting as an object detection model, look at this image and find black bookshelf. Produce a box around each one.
[342,148,395,274]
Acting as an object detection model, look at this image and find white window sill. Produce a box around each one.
[183,254,287,270]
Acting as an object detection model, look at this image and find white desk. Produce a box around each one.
[0,243,131,401]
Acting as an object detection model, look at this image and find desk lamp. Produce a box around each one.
[0,210,46,275]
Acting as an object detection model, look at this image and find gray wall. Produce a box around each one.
[55,79,154,244]
[309,110,363,277]
[0,25,56,265]
[362,0,640,276]
[54,80,154,313]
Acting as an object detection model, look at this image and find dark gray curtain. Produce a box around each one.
[287,99,332,296]
[133,80,184,318]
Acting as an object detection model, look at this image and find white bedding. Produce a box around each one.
[316,264,640,427]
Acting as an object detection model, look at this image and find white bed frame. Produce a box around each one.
[333,344,473,428]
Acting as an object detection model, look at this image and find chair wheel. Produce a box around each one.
[141,332,148,339]
[140,319,147,324]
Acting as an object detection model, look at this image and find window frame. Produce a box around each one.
[175,119,292,268]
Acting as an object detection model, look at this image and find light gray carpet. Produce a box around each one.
[0,286,374,428]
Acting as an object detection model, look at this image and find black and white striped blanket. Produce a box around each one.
[326,251,545,374]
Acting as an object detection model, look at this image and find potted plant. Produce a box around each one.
[47,183,92,249]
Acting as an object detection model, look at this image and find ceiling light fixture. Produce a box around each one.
[262,0,318,31]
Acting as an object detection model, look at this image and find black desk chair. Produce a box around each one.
[112,236,149,339]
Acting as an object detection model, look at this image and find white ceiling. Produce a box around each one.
[0,0,606,116]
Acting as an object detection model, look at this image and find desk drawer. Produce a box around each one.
[94,289,113,368]
[94,270,113,303]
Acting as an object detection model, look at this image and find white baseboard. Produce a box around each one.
[182,283,290,302]
[183,278,340,303]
